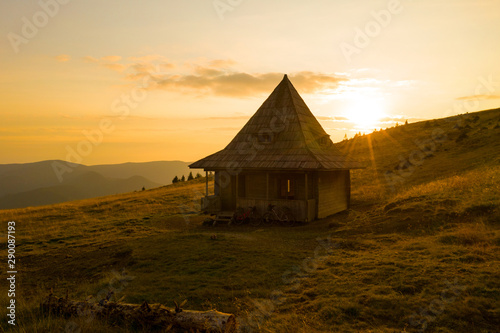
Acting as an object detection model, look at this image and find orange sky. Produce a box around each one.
[1,0,499,164]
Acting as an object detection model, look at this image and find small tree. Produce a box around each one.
[404,119,408,125]
[181,175,186,182]
[172,176,179,183]
[195,173,202,179]
[343,133,348,141]
[187,172,194,181]
[142,186,145,191]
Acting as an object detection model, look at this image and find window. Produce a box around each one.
[318,135,331,147]
[280,178,295,199]
[258,133,272,143]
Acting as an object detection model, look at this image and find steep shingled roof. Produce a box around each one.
[190,74,364,170]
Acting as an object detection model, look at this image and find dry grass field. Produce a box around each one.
[1,109,499,332]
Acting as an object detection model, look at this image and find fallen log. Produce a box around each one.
[41,294,237,332]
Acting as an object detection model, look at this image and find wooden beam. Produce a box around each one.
[266,173,269,201]
[205,171,209,196]
[305,172,309,222]
[235,174,239,207]
[305,173,308,200]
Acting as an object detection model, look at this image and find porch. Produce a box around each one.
[200,170,317,222]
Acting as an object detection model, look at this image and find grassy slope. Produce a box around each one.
[1,109,499,332]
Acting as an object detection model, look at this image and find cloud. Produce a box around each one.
[456,94,500,101]
[84,55,129,72]
[377,116,425,124]
[318,115,423,128]
[55,54,71,62]
[101,55,121,62]
[317,116,349,121]
[156,68,344,97]
[83,56,122,64]
[103,63,128,72]
[130,62,158,73]
[85,55,347,97]
[204,116,250,120]
[139,69,347,97]
[83,56,99,63]
[85,54,175,75]
[127,54,171,63]
[208,59,236,68]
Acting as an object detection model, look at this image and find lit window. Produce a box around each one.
[280,178,295,198]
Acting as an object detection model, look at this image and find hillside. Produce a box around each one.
[86,160,193,185]
[0,172,161,210]
[0,160,192,209]
[337,108,500,200]
[0,108,498,332]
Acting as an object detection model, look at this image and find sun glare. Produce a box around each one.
[344,98,386,131]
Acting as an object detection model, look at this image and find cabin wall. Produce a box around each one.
[214,169,350,220]
[244,173,268,199]
[243,172,314,200]
[240,172,317,222]
[215,171,236,210]
[270,173,313,200]
[317,170,349,218]
[295,173,315,200]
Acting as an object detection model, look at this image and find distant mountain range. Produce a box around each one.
[0,160,194,209]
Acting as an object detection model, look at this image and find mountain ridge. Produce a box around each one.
[0,160,193,209]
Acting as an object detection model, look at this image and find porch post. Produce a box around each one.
[205,171,209,196]
[305,172,308,222]
[266,172,269,201]
[235,174,239,207]
[305,172,308,200]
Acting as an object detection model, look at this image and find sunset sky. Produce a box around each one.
[1,0,499,165]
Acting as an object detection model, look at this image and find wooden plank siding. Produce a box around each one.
[238,198,316,222]
[215,172,237,210]
[237,171,318,221]
[214,169,350,221]
[245,173,268,199]
[316,170,349,218]
[242,172,314,201]
[295,173,314,200]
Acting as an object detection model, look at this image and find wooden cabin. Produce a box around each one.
[189,74,363,222]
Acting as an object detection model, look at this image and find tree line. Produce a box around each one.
[172,172,202,184]
[343,119,409,140]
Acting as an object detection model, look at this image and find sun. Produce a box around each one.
[344,98,386,131]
